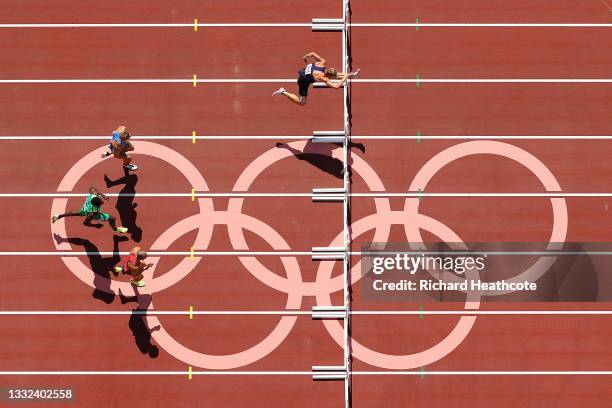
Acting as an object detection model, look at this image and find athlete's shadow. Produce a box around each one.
[105,168,143,242]
[53,233,128,304]
[275,140,365,179]
[119,289,160,358]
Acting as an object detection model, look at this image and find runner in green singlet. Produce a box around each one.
[52,187,128,233]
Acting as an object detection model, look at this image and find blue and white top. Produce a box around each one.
[109,131,129,151]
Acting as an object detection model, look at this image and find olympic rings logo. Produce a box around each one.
[50,140,567,370]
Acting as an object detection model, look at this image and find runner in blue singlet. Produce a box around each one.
[101,125,138,171]
[272,51,359,105]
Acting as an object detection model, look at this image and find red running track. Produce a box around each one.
[1,1,612,407]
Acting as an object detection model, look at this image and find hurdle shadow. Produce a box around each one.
[118,289,160,358]
[275,140,365,179]
[53,234,128,304]
[105,168,143,242]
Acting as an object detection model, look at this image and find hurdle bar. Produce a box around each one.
[312,306,347,319]
[312,188,346,202]
[312,247,345,260]
[312,130,345,143]
[312,18,344,32]
[312,365,348,381]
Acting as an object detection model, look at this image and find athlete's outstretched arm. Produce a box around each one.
[303,52,325,64]
[321,76,348,89]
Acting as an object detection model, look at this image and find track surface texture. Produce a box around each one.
[0,1,611,407]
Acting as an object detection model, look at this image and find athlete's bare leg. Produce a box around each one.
[114,151,132,166]
[273,87,307,105]
[281,90,307,106]
[52,211,81,223]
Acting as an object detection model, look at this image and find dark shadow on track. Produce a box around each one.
[53,233,128,304]
[276,140,365,179]
[105,168,142,242]
[119,289,160,358]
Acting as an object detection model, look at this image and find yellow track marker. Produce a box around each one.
[189,305,194,319]
[190,246,195,259]
[188,366,193,380]
[194,18,198,32]
[191,188,195,202]
[193,74,197,87]
[192,130,196,144]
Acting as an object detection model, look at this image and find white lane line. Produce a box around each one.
[353,371,612,375]
[2,251,612,256]
[0,310,611,316]
[2,251,612,257]
[0,371,315,376]
[0,78,610,84]
[352,311,612,315]
[351,135,612,140]
[0,193,312,197]
[0,311,313,316]
[0,370,610,376]
[4,251,612,256]
[0,23,611,28]
[354,251,612,256]
[354,78,612,83]
[0,251,316,256]
[0,23,311,28]
[1,135,612,141]
[0,136,311,140]
[350,193,612,197]
[0,79,294,84]
[2,193,612,198]
[351,23,612,27]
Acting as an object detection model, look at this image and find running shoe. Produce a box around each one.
[350,68,360,79]
[123,163,138,171]
[272,87,285,96]
[51,215,59,223]
[115,226,129,233]
[130,279,146,287]
[112,266,122,277]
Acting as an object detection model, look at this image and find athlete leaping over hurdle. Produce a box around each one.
[272,51,359,106]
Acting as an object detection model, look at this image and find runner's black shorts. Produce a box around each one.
[297,71,313,97]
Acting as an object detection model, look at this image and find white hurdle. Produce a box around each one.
[312,18,344,32]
